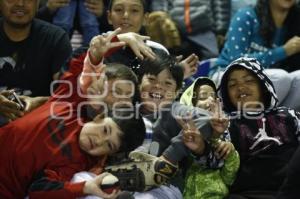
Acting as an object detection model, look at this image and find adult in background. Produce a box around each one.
[0,0,72,96]
[213,0,300,111]
[37,0,109,49]
[149,0,231,58]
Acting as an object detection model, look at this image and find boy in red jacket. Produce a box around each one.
[0,29,146,199]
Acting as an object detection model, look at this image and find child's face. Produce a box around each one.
[195,85,216,110]
[227,68,263,110]
[107,0,147,33]
[79,117,122,156]
[87,78,134,110]
[104,79,134,109]
[139,69,178,113]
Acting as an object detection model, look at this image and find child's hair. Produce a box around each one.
[111,108,145,152]
[136,49,184,90]
[106,63,138,83]
[192,78,217,106]
[255,0,300,47]
[105,63,140,104]
[108,0,149,12]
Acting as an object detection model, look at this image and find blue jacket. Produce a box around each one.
[216,7,287,69]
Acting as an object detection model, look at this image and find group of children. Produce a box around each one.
[1,0,300,198]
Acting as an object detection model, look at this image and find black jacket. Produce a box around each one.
[219,57,300,192]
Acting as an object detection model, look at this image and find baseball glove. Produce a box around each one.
[145,11,181,49]
[104,151,178,192]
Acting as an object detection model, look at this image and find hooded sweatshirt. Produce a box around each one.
[180,77,234,168]
[219,57,300,192]
[180,77,217,107]
[180,77,240,199]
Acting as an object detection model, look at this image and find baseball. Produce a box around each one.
[100,174,120,194]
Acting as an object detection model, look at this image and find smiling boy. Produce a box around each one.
[0,29,146,199]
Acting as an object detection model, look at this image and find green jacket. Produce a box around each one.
[180,77,240,199]
[183,150,239,199]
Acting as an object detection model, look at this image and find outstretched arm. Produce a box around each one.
[28,169,119,199]
[88,28,155,66]
[161,104,213,164]
[80,28,156,94]
[79,29,126,94]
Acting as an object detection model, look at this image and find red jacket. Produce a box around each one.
[0,52,106,199]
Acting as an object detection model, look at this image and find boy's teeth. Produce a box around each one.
[150,93,162,99]
[240,94,247,98]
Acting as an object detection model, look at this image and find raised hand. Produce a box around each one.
[283,36,300,56]
[176,115,205,155]
[177,53,199,79]
[89,28,126,65]
[214,141,234,160]
[117,32,156,60]
[209,99,229,138]
[85,69,108,111]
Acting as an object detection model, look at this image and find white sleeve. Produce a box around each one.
[71,172,103,199]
